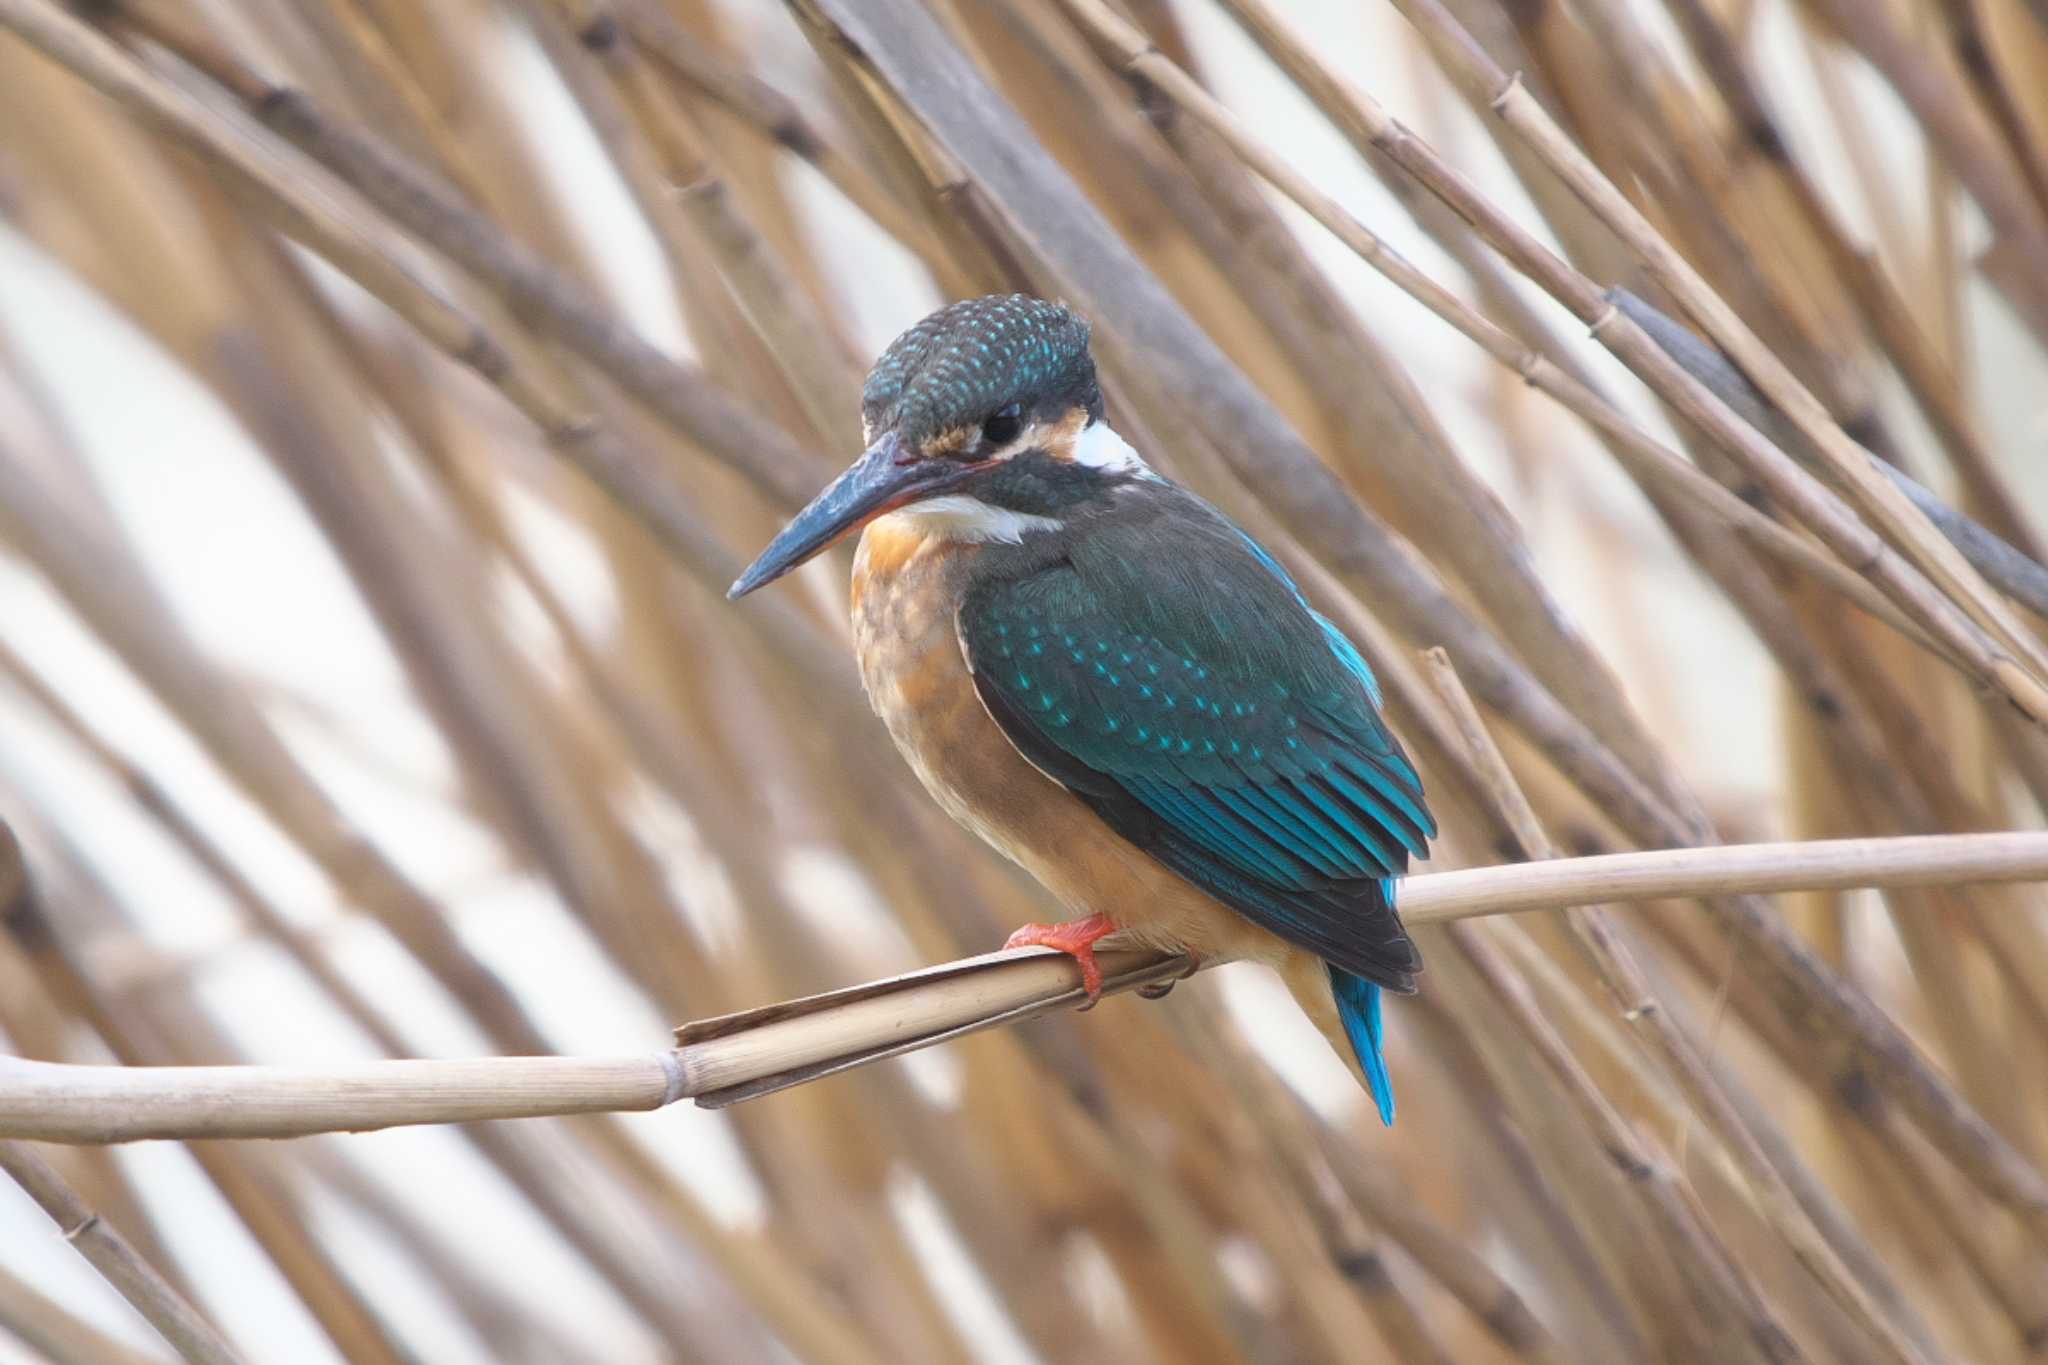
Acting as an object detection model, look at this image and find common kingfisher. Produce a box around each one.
[730,296,1434,1123]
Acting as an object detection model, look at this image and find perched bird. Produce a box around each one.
[730,295,1433,1123]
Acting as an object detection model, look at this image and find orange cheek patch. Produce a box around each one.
[1034,408,1090,462]
[917,425,977,459]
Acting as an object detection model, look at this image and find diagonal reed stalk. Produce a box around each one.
[0,1139,245,1365]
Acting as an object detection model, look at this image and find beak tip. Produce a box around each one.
[728,431,916,605]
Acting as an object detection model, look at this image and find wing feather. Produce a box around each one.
[959,502,1433,989]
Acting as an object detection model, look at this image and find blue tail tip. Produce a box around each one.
[1330,966,1396,1126]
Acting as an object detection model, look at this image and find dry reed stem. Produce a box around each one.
[535,0,867,449]
[0,364,557,1060]
[6,817,477,1365]
[304,1145,611,1365]
[0,639,413,1059]
[3,833,2046,1143]
[102,0,832,508]
[0,1261,166,1365]
[1306,1114,1571,1364]
[0,1140,245,1365]
[1438,925,1790,1361]
[1796,0,2048,334]
[104,3,875,709]
[0,341,853,1354]
[4,5,1138,1358]
[1089,0,2043,725]
[1645,897,2048,1354]
[0,638,855,1362]
[1395,0,2048,707]
[611,0,950,266]
[1297,836,2048,920]
[22,0,832,626]
[246,244,719,1031]
[1265,0,2041,703]
[1614,287,2048,620]
[1661,0,2045,565]
[1083,0,1958,670]
[1189,1008,1510,1361]
[0,645,885,1365]
[1419,649,1939,1365]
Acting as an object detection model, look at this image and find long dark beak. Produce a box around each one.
[728,432,956,599]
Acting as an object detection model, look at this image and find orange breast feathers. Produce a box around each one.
[850,515,932,589]
[848,516,1290,970]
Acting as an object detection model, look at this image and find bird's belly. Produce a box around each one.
[851,522,1286,966]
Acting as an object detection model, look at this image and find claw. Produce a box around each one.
[1004,913,1116,1004]
[1136,951,1204,999]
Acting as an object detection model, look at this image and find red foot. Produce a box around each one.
[1004,913,1117,1004]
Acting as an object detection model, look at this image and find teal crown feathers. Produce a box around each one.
[862,294,1098,445]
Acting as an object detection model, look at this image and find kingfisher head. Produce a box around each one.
[729,294,1148,598]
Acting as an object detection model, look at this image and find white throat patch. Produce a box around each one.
[879,420,1150,544]
[1071,419,1150,474]
[888,496,1063,544]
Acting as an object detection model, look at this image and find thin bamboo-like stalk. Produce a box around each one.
[8,0,821,602]
[0,363,556,1064]
[0,327,863,1358]
[1183,991,1563,1363]
[1007,0,1681,810]
[1306,1118,1569,1364]
[1079,0,1955,668]
[1661,0,2046,564]
[5,833,2048,1143]
[1614,287,2048,619]
[0,1260,167,1365]
[1437,924,1787,1362]
[543,0,867,447]
[1208,0,2047,638]
[3,684,806,1357]
[5,815,447,1365]
[1419,649,1939,1365]
[1644,891,2048,1354]
[111,1,832,503]
[0,644,882,1364]
[0,1141,245,1365]
[1389,0,2048,701]
[1398,835,2048,920]
[612,1,948,268]
[1796,0,2048,336]
[1075,0,2042,725]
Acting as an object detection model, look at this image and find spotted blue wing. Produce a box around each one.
[958,500,1433,990]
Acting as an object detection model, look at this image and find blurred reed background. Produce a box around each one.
[1,0,2047,1361]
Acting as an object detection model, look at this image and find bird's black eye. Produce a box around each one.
[981,402,1024,449]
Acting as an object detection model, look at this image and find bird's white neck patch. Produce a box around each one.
[887,496,1063,544]
[1073,419,1155,478]
[1071,419,1150,473]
